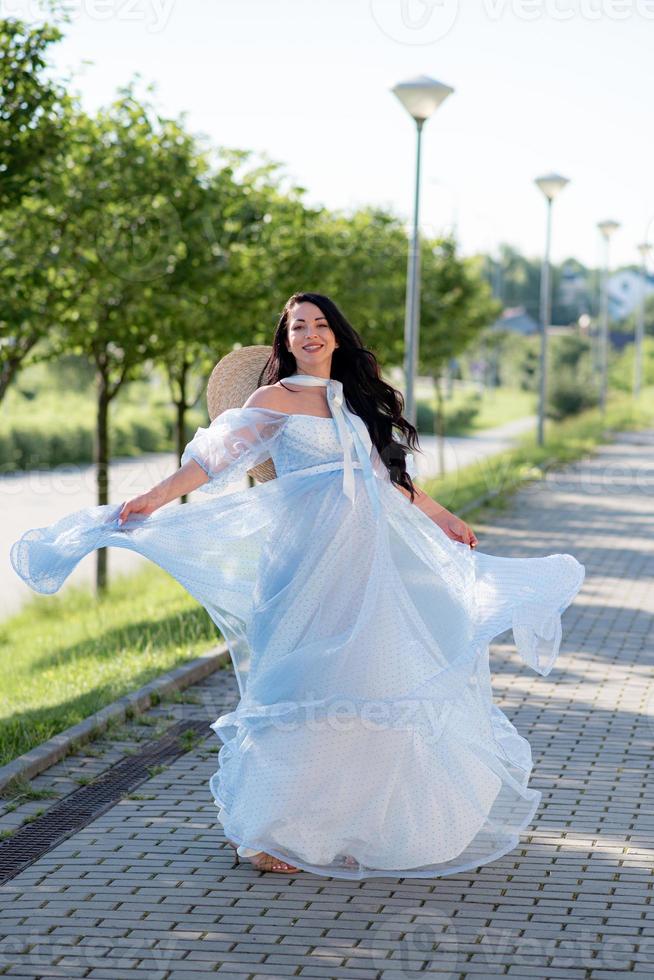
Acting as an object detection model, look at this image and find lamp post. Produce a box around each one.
[597,219,620,417]
[391,74,454,428]
[634,241,651,400]
[534,173,570,446]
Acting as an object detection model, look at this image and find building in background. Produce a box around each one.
[607,268,654,320]
[490,306,540,335]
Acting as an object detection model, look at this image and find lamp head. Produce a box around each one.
[391,74,454,122]
[598,219,620,240]
[535,173,570,201]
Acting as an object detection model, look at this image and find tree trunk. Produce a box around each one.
[0,356,21,403]
[176,398,188,501]
[174,360,189,504]
[0,336,40,402]
[445,360,454,399]
[95,360,110,594]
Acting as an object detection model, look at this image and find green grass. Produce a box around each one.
[422,386,654,519]
[0,565,220,769]
[417,384,537,437]
[466,386,536,431]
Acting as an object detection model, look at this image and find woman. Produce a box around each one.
[11,291,585,879]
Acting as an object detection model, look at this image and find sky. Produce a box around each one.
[20,0,654,271]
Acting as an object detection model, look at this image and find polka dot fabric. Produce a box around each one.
[10,407,585,879]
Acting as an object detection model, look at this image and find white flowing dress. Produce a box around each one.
[10,374,585,879]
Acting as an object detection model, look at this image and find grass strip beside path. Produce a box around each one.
[0,568,219,768]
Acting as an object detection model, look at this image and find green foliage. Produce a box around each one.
[0,361,203,472]
[467,330,600,421]
[0,15,70,206]
[551,333,591,369]
[547,366,598,420]
[0,394,174,472]
[486,244,542,321]
[609,335,654,393]
[546,333,597,420]
[621,293,654,338]
[419,238,502,376]
[417,394,481,436]
[481,332,540,392]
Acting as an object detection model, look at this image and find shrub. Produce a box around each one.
[416,394,481,435]
[547,365,598,420]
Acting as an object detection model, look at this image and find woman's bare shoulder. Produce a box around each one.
[243,385,288,412]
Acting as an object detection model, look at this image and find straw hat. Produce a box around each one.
[206,345,277,483]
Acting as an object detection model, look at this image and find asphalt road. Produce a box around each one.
[1,452,216,621]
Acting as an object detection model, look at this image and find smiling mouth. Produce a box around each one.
[303,344,323,351]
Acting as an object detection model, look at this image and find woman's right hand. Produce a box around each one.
[118,489,163,525]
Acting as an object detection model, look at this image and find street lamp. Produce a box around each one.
[534,172,570,446]
[597,219,620,417]
[391,74,454,427]
[634,241,651,400]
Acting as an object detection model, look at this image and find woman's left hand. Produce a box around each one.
[433,509,478,549]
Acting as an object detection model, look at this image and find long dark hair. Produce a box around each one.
[260,291,420,501]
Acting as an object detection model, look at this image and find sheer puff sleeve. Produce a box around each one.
[181,406,291,496]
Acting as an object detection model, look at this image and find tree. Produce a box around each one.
[48,90,212,591]
[0,14,77,398]
[149,150,284,496]
[419,237,502,470]
[0,15,70,207]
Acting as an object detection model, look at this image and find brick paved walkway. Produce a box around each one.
[1,429,653,979]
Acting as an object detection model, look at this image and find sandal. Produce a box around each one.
[225,838,300,873]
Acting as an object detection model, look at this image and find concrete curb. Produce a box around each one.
[0,643,230,794]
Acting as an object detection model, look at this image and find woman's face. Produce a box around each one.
[285,301,339,373]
